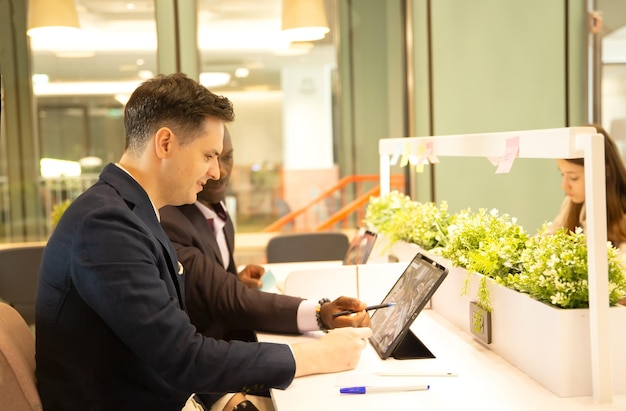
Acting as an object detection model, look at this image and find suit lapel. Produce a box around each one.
[179,204,225,267]
[99,164,185,307]
[223,217,236,273]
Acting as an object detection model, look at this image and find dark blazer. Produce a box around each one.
[159,204,304,340]
[35,164,296,411]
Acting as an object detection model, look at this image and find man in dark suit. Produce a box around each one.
[35,73,372,411]
[160,124,371,410]
[161,126,276,344]
[162,126,264,290]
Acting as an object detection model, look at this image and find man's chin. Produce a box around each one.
[201,189,225,202]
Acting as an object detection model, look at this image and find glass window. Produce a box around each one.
[29,1,158,237]
[24,0,345,238]
[196,0,339,232]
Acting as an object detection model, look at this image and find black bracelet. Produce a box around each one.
[232,399,259,410]
[316,298,331,333]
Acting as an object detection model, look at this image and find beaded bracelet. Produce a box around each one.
[316,298,331,333]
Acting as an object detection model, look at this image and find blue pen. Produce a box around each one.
[339,384,430,394]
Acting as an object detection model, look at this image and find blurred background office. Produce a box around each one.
[1,0,626,244]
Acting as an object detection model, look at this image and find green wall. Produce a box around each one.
[340,0,588,234]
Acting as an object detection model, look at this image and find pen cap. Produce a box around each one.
[339,386,366,394]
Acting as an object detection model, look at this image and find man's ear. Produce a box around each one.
[154,127,173,159]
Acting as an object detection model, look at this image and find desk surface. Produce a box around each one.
[258,309,626,411]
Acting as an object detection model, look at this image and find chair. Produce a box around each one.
[0,302,43,410]
[265,232,350,263]
[0,243,46,325]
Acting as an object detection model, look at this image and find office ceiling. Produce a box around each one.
[30,0,336,102]
[29,1,626,104]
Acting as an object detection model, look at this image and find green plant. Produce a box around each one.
[364,190,452,251]
[51,199,72,229]
[364,194,626,312]
[508,225,626,308]
[439,208,529,311]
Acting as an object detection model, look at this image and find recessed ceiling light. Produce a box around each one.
[235,68,250,78]
[199,72,231,88]
[138,70,154,80]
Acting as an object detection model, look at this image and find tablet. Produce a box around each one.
[369,252,449,359]
[343,228,377,265]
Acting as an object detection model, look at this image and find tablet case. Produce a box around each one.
[369,252,449,360]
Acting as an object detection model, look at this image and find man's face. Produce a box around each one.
[198,127,233,204]
[160,117,223,207]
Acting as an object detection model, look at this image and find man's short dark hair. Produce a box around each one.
[124,73,234,153]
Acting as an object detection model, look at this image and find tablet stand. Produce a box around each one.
[391,330,435,359]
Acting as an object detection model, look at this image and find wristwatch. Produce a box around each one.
[232,399,259,410]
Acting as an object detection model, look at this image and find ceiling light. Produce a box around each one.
[33,81,142,96]
[53,50,96,58]
[273,42,314,56]
[138,70,154,80]
[79,156,104,168]
[27,0,81,38]
[114,94,131,105]
[281,0,330,42]
[32,74,49,86]
[40,158,81,178]
[235,68,250,78]
[199,72,231,88]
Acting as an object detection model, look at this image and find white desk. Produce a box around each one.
[259,260,343,294]
[256,260,626,409]
[259,310,626,411]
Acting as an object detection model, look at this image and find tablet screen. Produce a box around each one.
[369,253,448,359]
[343,228,377,265]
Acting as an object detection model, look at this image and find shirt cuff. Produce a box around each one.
[296,299,318,333]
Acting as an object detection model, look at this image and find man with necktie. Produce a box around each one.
[35,73,371,411]
[163,126,264,289]
[160,126,368,409]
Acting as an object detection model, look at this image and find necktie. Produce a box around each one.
[208,205,230,268]
[206,218,215,234]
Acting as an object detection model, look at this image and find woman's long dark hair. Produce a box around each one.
[562,125,626,245]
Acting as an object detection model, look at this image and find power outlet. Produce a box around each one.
[469,301,492,344]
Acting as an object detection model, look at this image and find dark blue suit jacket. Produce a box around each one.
[35,164,295,411]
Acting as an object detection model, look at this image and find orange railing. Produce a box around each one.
[262,174,405,232]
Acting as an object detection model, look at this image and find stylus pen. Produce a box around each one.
[339,384,430,394]
[332,302,395,318]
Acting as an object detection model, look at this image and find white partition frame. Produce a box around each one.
[379,127,612,404]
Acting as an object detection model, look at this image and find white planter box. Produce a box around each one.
[368,234,421,264]
[389,243,626,397]
[431,253,626,397]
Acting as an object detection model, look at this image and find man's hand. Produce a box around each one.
[291,327,373,377]
[320,296,371,329]
[237,264,265,288]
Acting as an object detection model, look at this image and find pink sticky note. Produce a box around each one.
[495,136,519,174]
[425,141,440,164]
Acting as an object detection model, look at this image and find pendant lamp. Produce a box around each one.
[27,0,81,37]
[281,0,330,42]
